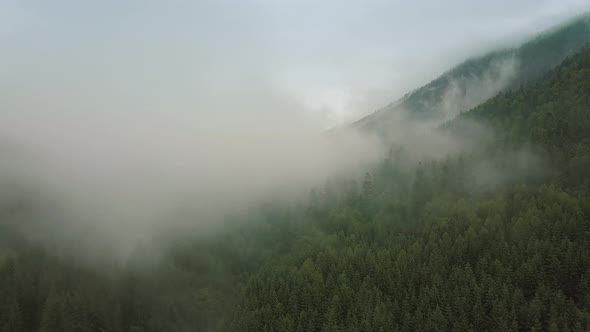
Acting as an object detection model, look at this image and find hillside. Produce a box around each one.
[229,45,590,332]
[355,14,590,138]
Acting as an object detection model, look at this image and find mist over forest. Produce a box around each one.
[1,2,590,331]
[0,112,385,259]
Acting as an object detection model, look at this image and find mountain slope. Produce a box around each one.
[233,44,590,332]
[355,14,590,137]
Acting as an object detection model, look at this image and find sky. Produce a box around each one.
[1,0,590,127]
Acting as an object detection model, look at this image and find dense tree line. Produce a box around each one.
[1,47,590,331]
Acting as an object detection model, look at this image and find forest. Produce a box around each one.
[1,28,590,332]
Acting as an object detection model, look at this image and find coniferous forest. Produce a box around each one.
[2,14,590,332]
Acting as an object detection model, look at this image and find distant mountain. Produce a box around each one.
[355,14,590,137]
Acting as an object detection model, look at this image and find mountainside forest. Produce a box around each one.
[2,20,590,332]
[355,15,590,136]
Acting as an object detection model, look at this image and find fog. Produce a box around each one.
[0,112,384,258]
[438,56,519,122]
[0,40,538,261]
[354,53,520,156]
[0,50,533,259]
[1,1,585,259]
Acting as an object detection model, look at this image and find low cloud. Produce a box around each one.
[0,112,383,258]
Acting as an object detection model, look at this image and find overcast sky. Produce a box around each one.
[1,0,589,127]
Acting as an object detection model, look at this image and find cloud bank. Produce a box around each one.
[0,113,383,258]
